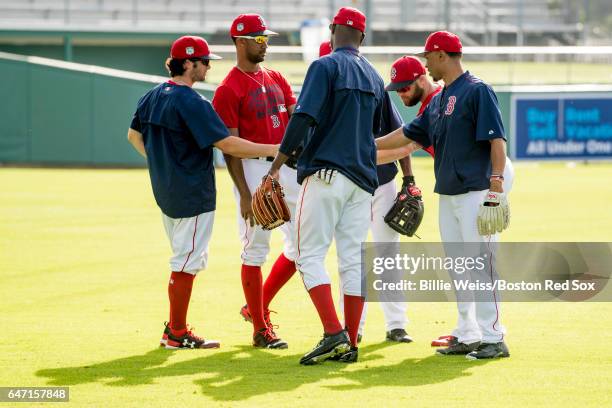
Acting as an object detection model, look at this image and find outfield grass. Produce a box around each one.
[206,58,612,86]
[1,161,611,407]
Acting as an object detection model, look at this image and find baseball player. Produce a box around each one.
[376,31,514,360]
[127,35,278,349]
[212,14,298,349]
[267,7,386,364]
[319,41,414,344]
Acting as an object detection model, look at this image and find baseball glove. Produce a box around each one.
[477,190,509,235]
[252,175,291,230]
[384,184,424,237]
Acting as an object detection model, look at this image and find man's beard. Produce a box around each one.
[406,84,424,106]
[247,51,265,64]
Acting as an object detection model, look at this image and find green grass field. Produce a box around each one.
[1,160,612,407]
[206,59,612,86]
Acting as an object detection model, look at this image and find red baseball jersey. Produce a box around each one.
[418,85,442,158]
[213,67,297,145]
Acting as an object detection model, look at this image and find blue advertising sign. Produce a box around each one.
[512,93,612,160]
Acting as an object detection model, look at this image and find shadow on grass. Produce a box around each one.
[36,341,490,401]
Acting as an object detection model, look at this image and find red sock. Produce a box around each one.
[344,294,365,346]
[262,253,296,310]
[308,284,342,334]
[168,271,195,336]
[241,264,266,332]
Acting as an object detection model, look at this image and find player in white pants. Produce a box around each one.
[439,160,514,348]
[376,30,514,360]
[318,42,413,344]
[212,13,298,349]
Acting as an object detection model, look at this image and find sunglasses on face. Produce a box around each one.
[190,58,210,66]
[235,35,269,44]
[396,86,411,93]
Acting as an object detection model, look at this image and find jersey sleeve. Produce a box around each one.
[402,104,432,148]
[129,111,142,132]
[474,85,506,141]
[180,93,229,149]
[294,60,331,124]
[276,72,297,107]
[383,91,403,133]
[212,84,240,129]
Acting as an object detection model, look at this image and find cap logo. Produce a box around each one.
[347,19,353,25]
[434,44,439,49]
[237,23,244,31]
[390,67,397,80]
[185,46,194,55]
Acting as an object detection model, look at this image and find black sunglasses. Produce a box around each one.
[190,58,210,66]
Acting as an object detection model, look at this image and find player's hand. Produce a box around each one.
[240,194,256,227]
[401,175,416,191]
[267,167,280,181]
[477,190,510,235]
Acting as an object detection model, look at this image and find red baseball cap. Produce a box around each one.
[332,7,366,33]
[230,14,278,37]
[415,31,462,56]
[170,35,221,60]
[385,56,426,91]
[319,40,332,57]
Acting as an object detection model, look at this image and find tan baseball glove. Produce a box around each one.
[252,175,291,230]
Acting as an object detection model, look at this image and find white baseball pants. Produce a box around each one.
[339,179,408,333]
[162,211,215,275]
[439,159,514,344]
[295,171,372,296]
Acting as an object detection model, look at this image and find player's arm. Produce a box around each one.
[489,138,506,193]
[268,113,315,178]
[376,127,422,150]
[376,145,415,165]
[223,128,256,226]
[214,137,278,159]
[127,128,146,158]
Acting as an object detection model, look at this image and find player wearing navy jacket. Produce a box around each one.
[376,31,514,360]
[319,41,415,345]
[266,7,385,365]
[127,36,278,350]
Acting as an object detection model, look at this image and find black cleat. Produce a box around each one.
[165,328,220,349]
[253,327,288,349]
[337,347,359,363]
[300,330,351,365]
[466,342,510,360]
[436,341,480,355]
[386,328,413,343]
[160,321,171,347]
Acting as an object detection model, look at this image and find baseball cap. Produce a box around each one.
[230,14,278,37]
[415,31,462,56]
[332,7,366,33]
[170,36,221,60]
[319,40,332,57]
[385,56,426,91]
